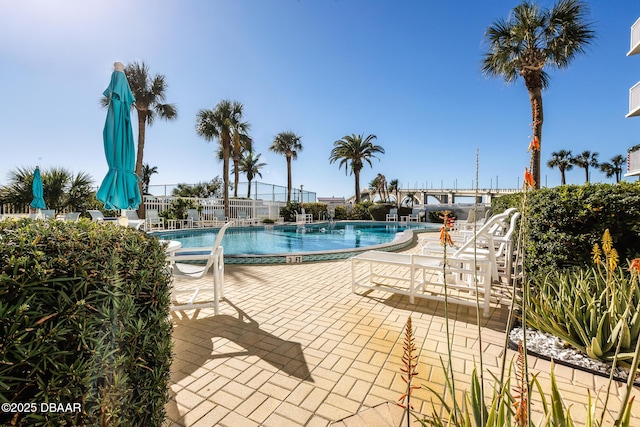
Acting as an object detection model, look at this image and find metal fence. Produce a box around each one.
[147,181,316,203]
[144,196,287,222]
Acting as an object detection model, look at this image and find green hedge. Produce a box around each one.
[492,183,640,273]
[0,219,172,426]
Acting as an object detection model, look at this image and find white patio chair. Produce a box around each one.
[386,208,398,221]
[145,209,165,230]
[121,210,145,230]
[237,211,258,226]
[166,221,234,315]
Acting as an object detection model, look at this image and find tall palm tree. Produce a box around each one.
[482,0,594,189]
[547,150,574,185]
[141,163,158,195]
[269,131,303,203]
[369,173,388,202]
[123,61,178,217]
[329,133,385,203]
[196,100,248,217]
[599,154,625,183]
[571,150,599,183]
[235,152,267,198]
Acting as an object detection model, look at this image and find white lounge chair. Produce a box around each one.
[237,211,258,226]
[422,208,519,283]
[88,210,117,222]
[145,209,165,230]
[386,208,398,221]
[351,251,493,316]
[121,210,146,230]
[64,212,81,222]
[166,221,234,315]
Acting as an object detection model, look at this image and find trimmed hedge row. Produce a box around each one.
[492,182,640,272]
[0,219,172,426]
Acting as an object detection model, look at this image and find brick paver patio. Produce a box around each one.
[165,234,639,426]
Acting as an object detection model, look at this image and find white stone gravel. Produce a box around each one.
[509,327,633,382]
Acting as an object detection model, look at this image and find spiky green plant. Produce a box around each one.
[526,230,640,365]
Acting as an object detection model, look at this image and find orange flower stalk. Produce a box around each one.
[630,258,640,273]
[527,136,540,152]
[439,211,454,247]
[524,168,535,188]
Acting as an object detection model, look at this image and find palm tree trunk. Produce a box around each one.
[286,156,292,203]
[585,167,589,183]
[247,179,252,198]
[560,168,566,186]
[527,88,543,190]
[354,170,361,203]
[136,112,147,219]
[222,137,231,218]
[233,155,240,198]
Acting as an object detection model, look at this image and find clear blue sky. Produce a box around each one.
[1,0,639,200]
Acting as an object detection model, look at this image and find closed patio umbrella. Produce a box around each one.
[96,62,141,211]
[30,166,46,213]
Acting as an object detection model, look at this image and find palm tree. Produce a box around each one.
[571,150,599,183]
[269,131,303,203]
[235,152,267,198]
[123,61,178,217]
[547,150,574,185]
[329,133,384,203]
[482,0,594,189]
[599,154,625,183]
[0,166,94,212]
[141,163,158,195]
[196,100,248,217]
[369,173,388,202]
[171,179,223,199]
[232,132,253,197]
[388,179,400,207]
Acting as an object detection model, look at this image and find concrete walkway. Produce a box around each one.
[165,234,639,426]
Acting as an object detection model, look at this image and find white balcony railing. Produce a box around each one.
[625,149,640,177]
[627,81,640,118]
[629,17,640,56]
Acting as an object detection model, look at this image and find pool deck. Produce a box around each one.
[166,233,640,426]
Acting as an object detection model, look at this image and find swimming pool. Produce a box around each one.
[154,221,438,264]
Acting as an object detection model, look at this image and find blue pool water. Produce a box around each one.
[156,221,438,256]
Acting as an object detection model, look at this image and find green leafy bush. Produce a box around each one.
[300,202,328,220]
[279,202,301,222]
[349,201,373,220]
[334,206,348,220]
[160,198,200,221]
[492,183,640,273]
[0,219,172,426]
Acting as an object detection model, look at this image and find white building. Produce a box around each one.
[626,17,640,177]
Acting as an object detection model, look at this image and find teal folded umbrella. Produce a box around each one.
[96,62,141,211]
[30,166,46,210]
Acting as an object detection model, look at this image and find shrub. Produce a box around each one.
[0,219,172,426]
[368,203,395,221]
[279,202,300,222]
[349,201,373,220]
[300,202,328,220]
[161,198,200,221]
[333,206,348,220]
[492,183,640,273]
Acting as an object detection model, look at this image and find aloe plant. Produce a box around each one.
[526,230,640,365]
